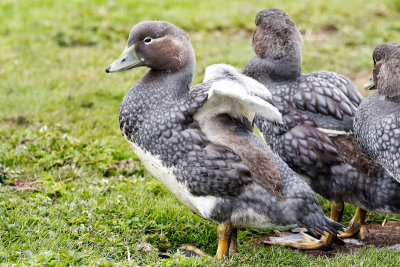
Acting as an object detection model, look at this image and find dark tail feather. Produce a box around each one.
[300,215,344,237]
[324,218,345,235]
[300,226,318,238]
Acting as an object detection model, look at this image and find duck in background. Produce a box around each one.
[244,8,400,249]
[355,43,400,182]
[105,20,343,258]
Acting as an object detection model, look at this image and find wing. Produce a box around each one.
[205,63,273,101]
[256,114,341,179]
[185,64,284,197]
[120,81,254,198]
[166,83,254,197]
[290,75,357,119]
[309,71,363,106]
[278,124,341,176]
[278,104,318,129]
[203,63,282,124]
[272,75,357,132]
[176,124,253,197]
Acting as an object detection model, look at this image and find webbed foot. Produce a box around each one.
[338,207,367,240]
[265,231,334,250]
[178,244,209,257]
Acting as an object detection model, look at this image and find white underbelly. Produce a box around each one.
[127,139,217,219]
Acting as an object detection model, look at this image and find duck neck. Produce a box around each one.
[259,54,302,83]
[246,52,302,86]
[141,53,196,99]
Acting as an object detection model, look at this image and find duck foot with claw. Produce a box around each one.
[177,224,238,259]
[338,207,367,240]
[291,203,368,243]
[265,231,335,250]
[178,245,209,257]
[277,202,345,249]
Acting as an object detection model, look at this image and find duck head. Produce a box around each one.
[365,43,400,98]
[253,9,302,60]
[106,21,195,73]
[251,9,302,80]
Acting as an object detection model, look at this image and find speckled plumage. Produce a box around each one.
[246,70,357,131]
[244,9,400,216]
[354,43,400,182]
[120,77,252,197]
[110,21,343,235]
[256,119,400,214]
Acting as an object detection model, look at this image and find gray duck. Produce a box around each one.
[105,20,343,258]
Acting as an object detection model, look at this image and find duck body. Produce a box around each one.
[119,66,337,232]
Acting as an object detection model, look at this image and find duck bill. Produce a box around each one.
[105,45,143,73]
[364,77,376,90]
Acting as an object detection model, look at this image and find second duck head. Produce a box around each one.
[252,9,302,80]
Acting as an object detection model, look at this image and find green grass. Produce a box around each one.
[1,0,400,265]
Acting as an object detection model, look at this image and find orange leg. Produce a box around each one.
[216,224,234,258]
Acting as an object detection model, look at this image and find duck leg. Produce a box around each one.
[216,224,234,258]
[330,201,344,221]
[265,202,344,249]
[229,228,238,254]
[338,207,367,239]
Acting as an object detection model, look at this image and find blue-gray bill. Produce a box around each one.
[105,45,143,73]
[364,77,376,90]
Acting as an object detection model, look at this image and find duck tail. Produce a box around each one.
[299,213,344,237]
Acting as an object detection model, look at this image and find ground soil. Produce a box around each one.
[251,222,400,258]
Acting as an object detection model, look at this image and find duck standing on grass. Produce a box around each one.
[105,20,343,258]
[355,43,400,183]
[244,8,400,249]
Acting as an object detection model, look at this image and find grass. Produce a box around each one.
[1,0,400,265]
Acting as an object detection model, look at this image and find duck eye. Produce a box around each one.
[143,37,153,44]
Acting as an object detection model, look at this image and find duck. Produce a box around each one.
[105,20,343,258]
[243,8,400,248]
[355,43,400,183]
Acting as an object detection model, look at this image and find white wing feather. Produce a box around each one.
[203,64,282,123]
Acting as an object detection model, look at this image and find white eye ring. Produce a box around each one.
[143,37,153,44]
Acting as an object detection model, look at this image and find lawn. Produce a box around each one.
[1,0,400,265]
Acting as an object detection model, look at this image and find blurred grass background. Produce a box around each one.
[1,0,400,265]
